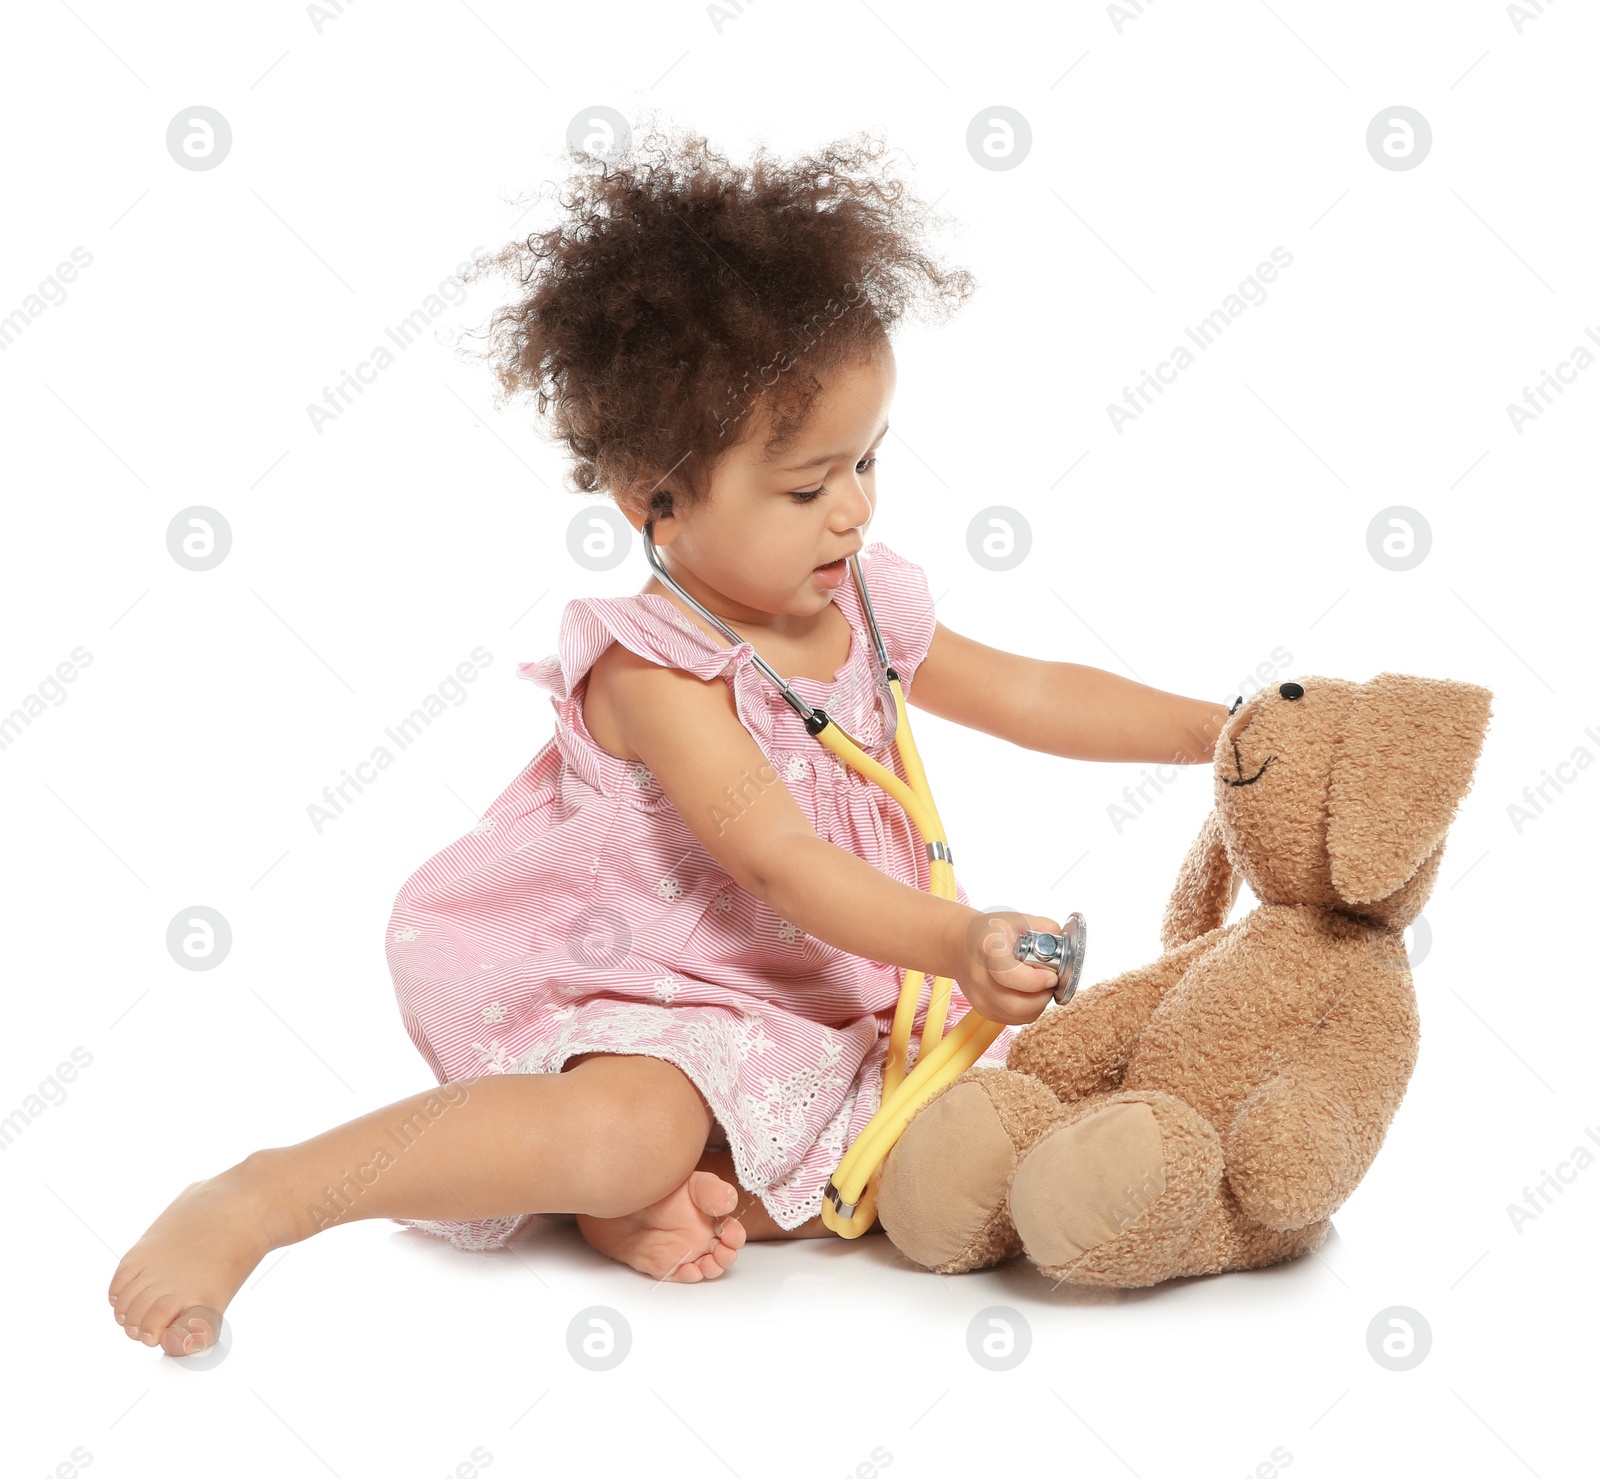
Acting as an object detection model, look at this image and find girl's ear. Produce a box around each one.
[1161,809,1235,951]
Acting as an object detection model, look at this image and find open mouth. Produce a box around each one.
[1223,740,1275,787]
[812,556,850,587]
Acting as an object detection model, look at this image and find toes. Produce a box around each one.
[686,1171,739,1218]
[108,1255,146,1306]
[161,1324,199,1357]
[118,1279,162,1338]
[685,1223,742,1281]
[689,1241,732,1279]
[161,1307,221,1357]
[134,1294,186,1349]
[717,1215,747,1252]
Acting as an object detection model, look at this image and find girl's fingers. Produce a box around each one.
[989,958,1055,991]
[980,965,1057,1023]
[967,911,1067,1021]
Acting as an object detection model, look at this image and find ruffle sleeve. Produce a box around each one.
[518,596,757,699]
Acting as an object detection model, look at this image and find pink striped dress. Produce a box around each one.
[384,540,1017,1249]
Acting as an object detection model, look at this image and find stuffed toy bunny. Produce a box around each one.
[876,673,1492,1287]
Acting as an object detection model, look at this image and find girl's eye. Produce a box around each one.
[789,455,877,504]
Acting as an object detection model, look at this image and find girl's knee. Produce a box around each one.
[562,1053,712,1129]
[558,1054,712,1215]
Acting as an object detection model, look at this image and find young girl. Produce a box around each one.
[107,124,1230,1354]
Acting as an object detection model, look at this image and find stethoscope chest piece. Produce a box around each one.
[1015,912,1088,1005]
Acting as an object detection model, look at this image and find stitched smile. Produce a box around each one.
[1224,741,1275,787]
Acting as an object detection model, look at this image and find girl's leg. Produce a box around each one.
[109,1054,732,1354]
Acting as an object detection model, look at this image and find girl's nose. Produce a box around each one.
[838,478,873,527]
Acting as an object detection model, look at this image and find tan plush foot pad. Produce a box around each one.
[877,1068,1060,1273]
[1009,1100,1168,1268]
[1012,1091,1230,1286]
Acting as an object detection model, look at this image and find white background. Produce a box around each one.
[3,1,1596,1474]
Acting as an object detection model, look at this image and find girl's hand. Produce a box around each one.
[952,909,1063,1026]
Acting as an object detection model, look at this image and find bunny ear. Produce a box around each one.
[1327,673,1493,905]
[1161,809,1234,951]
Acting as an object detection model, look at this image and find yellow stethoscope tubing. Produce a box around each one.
[811,676,1008,1238]
[808,695,952,1084]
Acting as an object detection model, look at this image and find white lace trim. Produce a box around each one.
[394,1212,539,1251]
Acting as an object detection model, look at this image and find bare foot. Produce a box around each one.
[107,1155,292,1354]
[575,1170,748,1283]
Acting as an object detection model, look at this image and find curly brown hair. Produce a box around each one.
[460,118,974,521]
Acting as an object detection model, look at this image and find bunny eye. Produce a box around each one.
[1229,695,1245,715]
[1279,682,1305,700]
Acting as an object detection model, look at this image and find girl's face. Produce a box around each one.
[631,344,895,629]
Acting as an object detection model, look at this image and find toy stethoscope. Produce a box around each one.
[641,523,1086,1237]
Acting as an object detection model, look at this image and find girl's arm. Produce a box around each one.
[604,644,1058,1025]
[755,833,1061,1026]
[910,621,1232,765]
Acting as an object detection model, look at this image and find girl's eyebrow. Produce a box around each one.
[774,422,890,472]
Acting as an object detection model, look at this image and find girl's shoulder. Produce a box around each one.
[579,614,749,763]
[579,636,644,762]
